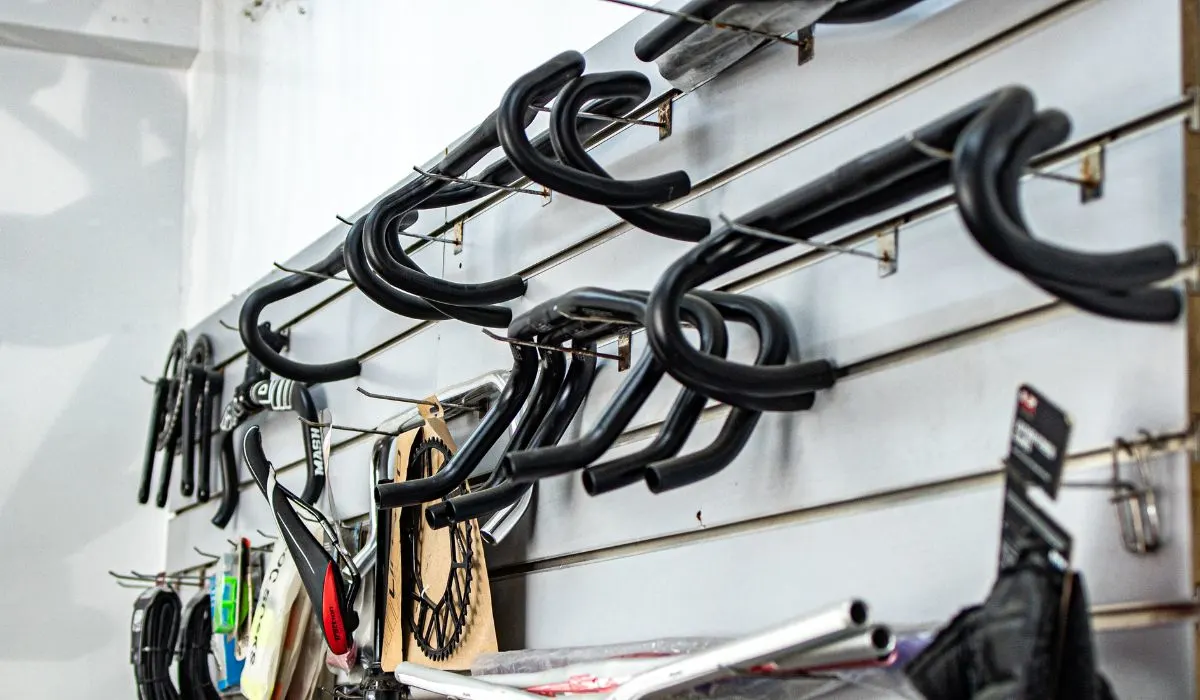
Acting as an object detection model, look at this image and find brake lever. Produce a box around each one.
[140,331,188,507]
[242,426,359,654]
[180,335,214,499]
[138,378,169,505]
[196,369,223,503]
[211,429,240,529]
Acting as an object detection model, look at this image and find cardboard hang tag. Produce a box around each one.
[381,403,498,672]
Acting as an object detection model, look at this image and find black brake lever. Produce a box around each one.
[195,369,223,503]
[138,378,169,505]
[180,335,214,499]
[210,429,239,529]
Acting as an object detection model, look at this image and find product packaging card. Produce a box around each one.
[1004,384,1072,497]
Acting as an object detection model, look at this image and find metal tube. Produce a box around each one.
[480,483,535,544]
[773,625,896,670]
[607,600,869,700]
[394,662,545,700]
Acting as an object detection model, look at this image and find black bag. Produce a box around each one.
[906,547,1115,700]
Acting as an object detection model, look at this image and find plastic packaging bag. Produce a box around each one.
[655,1,839,91]
[472,638,717,676]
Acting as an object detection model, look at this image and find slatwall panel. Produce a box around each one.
[168,0,1196,695]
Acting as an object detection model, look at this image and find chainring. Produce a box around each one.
[156,330,189,451]
[403,435,475,662]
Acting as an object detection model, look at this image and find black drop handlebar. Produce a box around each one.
[550,71,712,242]
[499,51,692,208]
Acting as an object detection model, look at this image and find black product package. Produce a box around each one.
[998,385,1073,573]
[1005,384,1072,497]
[1000,485,1073,572]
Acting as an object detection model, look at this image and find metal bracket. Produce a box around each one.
[1184,256,1200,295]
[657,99,674,141]
[1188,87,1200,134]
[617,331,633,372]
[877,227,899,278]
[796,26,815,66]
[1080,145,1105,204]
[453,221,465,256]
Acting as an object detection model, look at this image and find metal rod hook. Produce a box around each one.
[273,262,351,283]
[355,386,472,411]
[337,213,456,245]
[480,329,624,362]
[720,214,886,262]
[531,105,665,129]
[907,135,1100,188]
[296,414,399,439]
[413,166,549,197]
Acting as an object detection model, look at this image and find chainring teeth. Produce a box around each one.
[156,333,190,451]
[406,435,475,662]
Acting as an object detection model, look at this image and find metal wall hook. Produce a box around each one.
[139,375,157,385]
[225,538,273,553]
[337,213,456,246]
[355,386,472,411]
[600,0,808,49]
[273,262,352,283]
[412,166,550,198]
[192,546,221,562]
[297,414,400,438]
[255,529,279,540]
[1110,437,1161,555]
[132,570,205,582]
[907,135,1102,191]
[906,134,954,161]
[531,104,666,129]
[110,569,206,590]
[1063,434,1164,555]
[721,214,890,263]
[218,319,240,332]
[481,328,624,362]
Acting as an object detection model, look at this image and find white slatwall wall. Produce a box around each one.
[168,1,1196,696]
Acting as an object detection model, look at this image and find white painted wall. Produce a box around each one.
[180,0,639,326]
[0,0,198,48]
[0,44,187,697]
[0,0,199,67]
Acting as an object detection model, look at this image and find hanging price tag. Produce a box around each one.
[1004,384,1071,498]
[998,385,1073,573]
